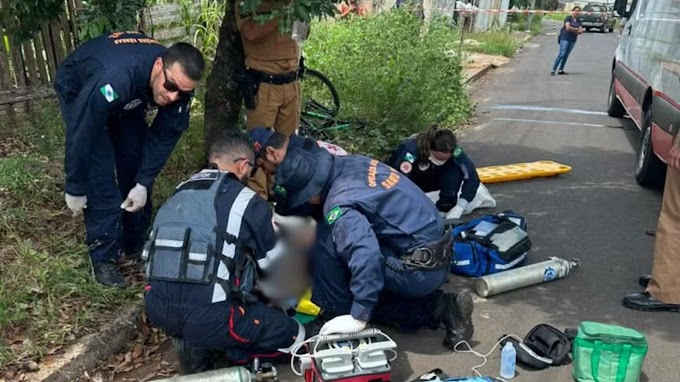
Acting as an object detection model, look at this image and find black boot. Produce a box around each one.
[173,337,218,375]
[92,263,128,288]
[433,292,474,350]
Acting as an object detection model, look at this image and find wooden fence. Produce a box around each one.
[0,0,82,133]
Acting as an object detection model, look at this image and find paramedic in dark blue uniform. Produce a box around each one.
[143,132,304,374]
[387,125,481,220]
[276,148,475,349]
[54,31,205,287]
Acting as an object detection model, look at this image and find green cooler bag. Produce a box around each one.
[572,321,648,382]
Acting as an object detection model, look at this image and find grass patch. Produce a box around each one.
[543,12,569,22]
[304,10,473,158]
[0,151,140,368]
[463,31,519,57]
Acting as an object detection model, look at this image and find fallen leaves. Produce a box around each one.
[0,138,33,157]
[86,314,177,382]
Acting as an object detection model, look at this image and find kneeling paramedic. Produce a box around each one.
[276,148,475,349]
[386,125,484,220]
[143,132,305,374]
[54,31,206,287]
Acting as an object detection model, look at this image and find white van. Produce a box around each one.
[608,0,680,187]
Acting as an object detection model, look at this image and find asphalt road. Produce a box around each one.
[114,28,679,382]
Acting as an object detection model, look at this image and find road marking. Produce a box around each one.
[550,81,572,84]
[546,32,558,35]
[482,104,609,116]
[492,117,608,128]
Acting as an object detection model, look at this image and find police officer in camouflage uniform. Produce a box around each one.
[276,148,475,349]
[143,132,304,374]
[235,0,306,199]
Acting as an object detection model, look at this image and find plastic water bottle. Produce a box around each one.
[500,342,516,379]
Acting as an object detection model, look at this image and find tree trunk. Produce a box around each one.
[203,0,246,156]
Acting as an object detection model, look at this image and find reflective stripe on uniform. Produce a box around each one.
[155,239,184,248]
[212,187,257,303]
[188,252,208,261]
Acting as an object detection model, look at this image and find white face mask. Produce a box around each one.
[429,155,447,166]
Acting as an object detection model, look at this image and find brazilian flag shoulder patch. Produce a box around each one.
[273,184,287,196]
[325,206,343,225]
[453,146,463,158]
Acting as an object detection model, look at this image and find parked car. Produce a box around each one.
[608,0,680,188]
[580,3,617,33]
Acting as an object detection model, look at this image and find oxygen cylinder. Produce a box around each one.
[475,257,580,297]
[153,366,259,382]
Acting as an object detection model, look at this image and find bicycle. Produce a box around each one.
[297,65,365,142]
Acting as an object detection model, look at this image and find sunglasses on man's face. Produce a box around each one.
[234,158,258,178]
[162,68,195,99]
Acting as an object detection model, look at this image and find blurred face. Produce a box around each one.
[572,7,581,17]
[150,58,196,106]
[430,150,453,163]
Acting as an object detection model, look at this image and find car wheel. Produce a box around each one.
[635,108,666,188]
[607,77,626,117]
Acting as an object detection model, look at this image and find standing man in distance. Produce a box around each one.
[54,31,205,287]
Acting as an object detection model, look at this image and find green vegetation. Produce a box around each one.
[303,11,473,157]
[464,31,519,57]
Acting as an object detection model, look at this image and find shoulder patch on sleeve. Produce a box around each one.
[325,205,343,225]
[273,184,287,196]
[400,161,413,174]
[453,146,463,158]
[100,84,119,103]
[404,152,415,163]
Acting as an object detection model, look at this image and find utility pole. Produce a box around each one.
[526,0,537,32]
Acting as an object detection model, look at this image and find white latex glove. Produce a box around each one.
[120,183,148,212]
[65,193,87,216]
[319,314,367,335]
[446,205,465,220]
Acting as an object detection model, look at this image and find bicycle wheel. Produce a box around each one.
[300,68,341,117]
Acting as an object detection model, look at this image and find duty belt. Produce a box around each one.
[401,228,453,270]
[246,67,299,85]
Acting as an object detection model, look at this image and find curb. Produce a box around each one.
[464,64,493,85]
[465,33,534,85]
[33,304,143,382]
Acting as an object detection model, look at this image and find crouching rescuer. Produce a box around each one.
[143,132,305,374]
[275,148,475,349]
